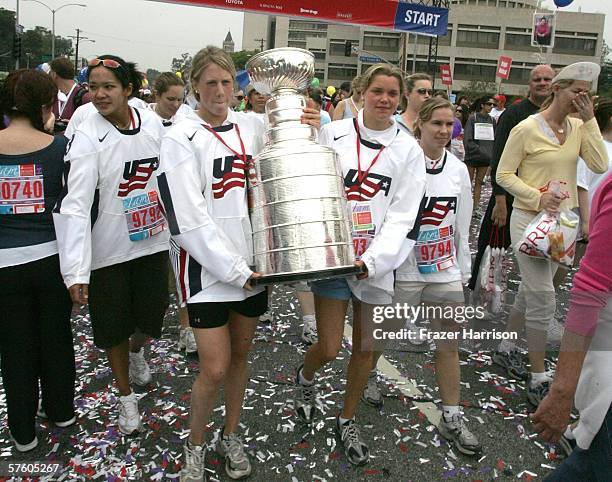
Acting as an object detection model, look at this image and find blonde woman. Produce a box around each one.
[332,75,363,120]
[397,72,433,136]
[496,62,607,407]
[157,46,319,482]
[294,63,426,466]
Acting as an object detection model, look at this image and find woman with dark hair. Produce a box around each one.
[0,69,76,452]
[53,55,170,435]
[463,95,496,213]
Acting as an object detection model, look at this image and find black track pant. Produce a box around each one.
[0,254,75,444]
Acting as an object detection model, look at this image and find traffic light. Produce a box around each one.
[344,41,352,57]
[13,34,22,60]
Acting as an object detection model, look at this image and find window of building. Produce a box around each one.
[415,28,452,46]
[456,30,500,49]
[328,64,358,81]
[312,50,326,61]
[507,67,531,85]
[363,35,400,52]
[454,63,497,81]
[504,33,539,52]
[288,41,307,49]
[315,69,325,80]
[553,37,597,56]
[289,20,328,31]
[329,41,350,56]
[288,31,326,41]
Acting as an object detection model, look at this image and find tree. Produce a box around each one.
[230,50,258,71]
[146,68,161,84]
[459,80,498,103]
[0,8,16,71]
[171,53,192,74]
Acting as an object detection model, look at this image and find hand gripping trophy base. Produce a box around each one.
[246,48,359,285]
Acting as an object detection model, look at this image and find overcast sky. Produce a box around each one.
[1,0,610,71]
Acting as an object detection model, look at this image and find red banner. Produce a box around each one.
[439,64,452,86]
[153,0,449,34]
[496,56,512,80]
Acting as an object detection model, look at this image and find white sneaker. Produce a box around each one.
[179,327,198,354]
[301,316,318,344]
[259,309,273,324]
[405,321,427,345]
[547,318,565,344]
[180,441,206,482]
[129,348,152,386]
[118,392,142,435]
[10,433,38,452]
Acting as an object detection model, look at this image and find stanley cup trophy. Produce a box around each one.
[246,48,359,284]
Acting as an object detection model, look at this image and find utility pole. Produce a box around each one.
[254,38,265,52]
[68,28,94,71]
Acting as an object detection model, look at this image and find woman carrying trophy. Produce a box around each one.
[294,63,427,466]
[157,46,320,482]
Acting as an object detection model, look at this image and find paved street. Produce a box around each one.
[0,187,574,481]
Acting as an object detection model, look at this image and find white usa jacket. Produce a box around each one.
[396,150,472,284]
[319,110,427,304]
[157,109,265,303]
[53,107,169,288]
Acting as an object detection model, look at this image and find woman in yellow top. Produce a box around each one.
[496,62,607,407]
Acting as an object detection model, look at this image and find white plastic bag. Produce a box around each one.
[478,228,507,314]
[517,209,579,268]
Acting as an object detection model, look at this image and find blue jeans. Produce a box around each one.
[310,277,352,301]
[544,405,612,481]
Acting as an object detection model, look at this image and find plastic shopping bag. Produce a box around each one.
[517,209,579,267]
[477,227,507,314]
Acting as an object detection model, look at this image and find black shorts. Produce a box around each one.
[89,251,169,349]
[187,289,268,329]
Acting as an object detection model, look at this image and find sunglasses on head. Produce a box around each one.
[88,58,123,69]
[531,77,553,82]
[416,88,434,96]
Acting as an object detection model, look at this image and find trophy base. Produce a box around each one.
[251,265,362,286]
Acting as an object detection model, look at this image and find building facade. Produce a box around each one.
[242,0,605,95]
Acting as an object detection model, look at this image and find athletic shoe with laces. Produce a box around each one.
[300,316,318,345]
[547,318,565,344]
[527,380,551,406]
[361,373,383,408]
[129,348,152,386]
[118,392,142,435]
[259,309,273,324]
[217,430,252,479]
[179,327,198,354]
[438,413,482,455]
[180,441,206,482]
[557,433,576,459]
[294,365,317,424]
[406,321,427,345]
[336,417,370,465]
[492,349,529,380]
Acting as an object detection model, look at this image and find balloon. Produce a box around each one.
[176,71,182,79]
[326,85,336,96]
[553,0,574,7]
[78,67,88,83]
[142,78,149,87]
[310,77,320,88]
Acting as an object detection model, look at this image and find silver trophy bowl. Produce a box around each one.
[246,48,358,284]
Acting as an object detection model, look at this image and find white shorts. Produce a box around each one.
[394,280,464,305]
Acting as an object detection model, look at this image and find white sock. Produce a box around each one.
[303,314,316,324]
[298,367,313,386]
[338,416,353,426]
[530,371,552,387]
[498,339,516,353]
[442,405,460,421]
[564,426,575,440]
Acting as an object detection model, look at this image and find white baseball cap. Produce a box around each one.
[552,62,600,84]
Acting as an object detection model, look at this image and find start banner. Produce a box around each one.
[154,0,449,36]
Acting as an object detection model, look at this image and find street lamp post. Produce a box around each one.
[23,0,86,59]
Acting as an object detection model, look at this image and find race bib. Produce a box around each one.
[474,123,494,141]
[122,190,166,242]
[0,164,45,215]
[351,202,375,259]
[415,226,456,274]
